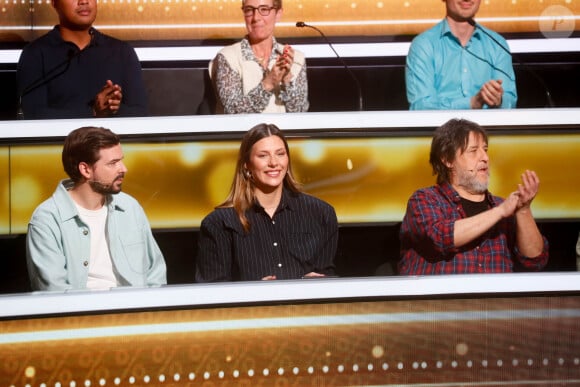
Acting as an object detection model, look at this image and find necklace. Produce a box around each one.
[252,47,270,67]
[256,55,268,68]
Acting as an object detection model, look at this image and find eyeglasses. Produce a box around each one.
[241,5,276,17]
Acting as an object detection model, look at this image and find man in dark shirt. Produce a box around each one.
[399,118,548,274]
[16,0,148,119]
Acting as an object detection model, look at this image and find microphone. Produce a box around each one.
[296,21,364,111]
[89,174,124,195]
[17,29,95,119]
[17,49,78,119]
[468,18,555,108]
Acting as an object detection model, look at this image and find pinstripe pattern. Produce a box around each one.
[196,189,338,281]
[398,182,549,275]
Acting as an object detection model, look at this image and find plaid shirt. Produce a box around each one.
[399,182,549,275]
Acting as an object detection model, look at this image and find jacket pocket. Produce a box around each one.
[119,231,148,274]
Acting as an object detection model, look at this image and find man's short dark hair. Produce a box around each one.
[62,127,120,183]
[429,118,488,185]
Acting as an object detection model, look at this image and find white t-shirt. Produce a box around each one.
[75,203,118,289]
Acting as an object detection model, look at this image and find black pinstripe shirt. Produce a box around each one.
[195,189,338,282]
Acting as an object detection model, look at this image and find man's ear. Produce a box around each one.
[78,162,92,179]
[443,158,453,169]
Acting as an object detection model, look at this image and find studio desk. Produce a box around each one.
[0,273,579,386]
[0,109,579,385]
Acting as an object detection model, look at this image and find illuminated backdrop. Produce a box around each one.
[1,0,578,42]
[2,132,579,235]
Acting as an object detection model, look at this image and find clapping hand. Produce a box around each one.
[498,170,540,218]
[93,80,122,117]
[471,79,504,109]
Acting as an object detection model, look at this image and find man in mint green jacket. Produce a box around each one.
[26,127,166,291]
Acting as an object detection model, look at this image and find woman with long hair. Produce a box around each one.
[195,123,337,281]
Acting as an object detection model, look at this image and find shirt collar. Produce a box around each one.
[49,25,100,48]
[241,36,280,63]
[439,181,497,206]
[56,179,124,222]
[253,187,298,214]
[56,179,78,222]
[440,18,482,44]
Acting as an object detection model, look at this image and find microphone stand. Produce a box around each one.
[17,30,95,119]
[296,21,364,111]
[17,50,79,119]
[469,19,555,108]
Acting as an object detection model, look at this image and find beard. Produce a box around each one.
[456,168,488,195]
[89,174,124,195]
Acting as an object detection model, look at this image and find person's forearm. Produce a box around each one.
[281,85,308,112]
[453,206,503,247]
[515,208,544,257]
[222,84,270,114]
[280,69,309,112]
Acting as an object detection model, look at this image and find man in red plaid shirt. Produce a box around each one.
[399,118,548,274]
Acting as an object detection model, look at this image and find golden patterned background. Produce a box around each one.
[1,296,579,386]
[1,132,579,235]
[1,0,578,42]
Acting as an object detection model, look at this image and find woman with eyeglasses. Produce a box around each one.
[209,0,309,114]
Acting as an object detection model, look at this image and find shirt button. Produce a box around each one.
[278,263,282,268]
[83,229,89,235]
[272,220,275,224]
[273,242,278,247]
[83,261,89,267]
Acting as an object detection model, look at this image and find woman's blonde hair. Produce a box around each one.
[219,123,301,232]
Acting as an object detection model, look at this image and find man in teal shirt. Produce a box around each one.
[405,0,517,110]
[26,127,166,291]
